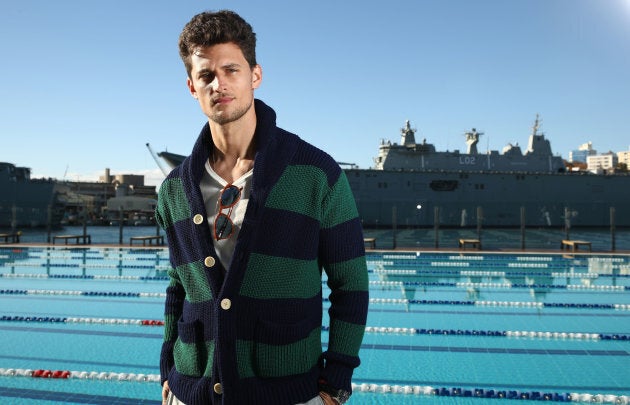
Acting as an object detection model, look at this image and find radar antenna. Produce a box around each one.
[400,120,417,146]
[464,128,483,154]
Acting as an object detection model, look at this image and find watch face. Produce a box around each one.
[335,390,351,403]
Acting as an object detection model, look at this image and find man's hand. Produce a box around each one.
[161,380,170,405]
[319,391,339,405]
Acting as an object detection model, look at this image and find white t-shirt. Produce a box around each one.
[200,160,253,271]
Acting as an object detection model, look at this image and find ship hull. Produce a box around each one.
[345,169,630,228]
[0,179,58,228]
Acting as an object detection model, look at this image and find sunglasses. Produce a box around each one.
[214,184,242,240]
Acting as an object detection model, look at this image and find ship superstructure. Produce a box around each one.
[0,162,59,227]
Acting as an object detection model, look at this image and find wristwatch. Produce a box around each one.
[319,381,351,404]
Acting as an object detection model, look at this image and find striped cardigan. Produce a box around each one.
[156,100,369,405]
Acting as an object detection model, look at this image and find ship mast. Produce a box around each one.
[531,113,542,136]
[400,120,417,147]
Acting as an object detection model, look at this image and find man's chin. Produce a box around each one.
[208,105,250,126]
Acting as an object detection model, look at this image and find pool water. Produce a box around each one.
[0,247,629,404]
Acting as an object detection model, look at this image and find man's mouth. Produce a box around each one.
[212,96,233,105]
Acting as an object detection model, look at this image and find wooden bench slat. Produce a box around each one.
[0,233,20,243]
[130,235,164,246]
[364,238,376,249]
[459,238,481,250]
[52,235,91,245]
[560,240,591,252]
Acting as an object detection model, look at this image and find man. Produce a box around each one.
[156,10,369,405]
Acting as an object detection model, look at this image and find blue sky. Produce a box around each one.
[1,0,629,186]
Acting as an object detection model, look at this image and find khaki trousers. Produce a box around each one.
[166,391,324,405]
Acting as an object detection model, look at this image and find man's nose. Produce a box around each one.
[210,76,219,92]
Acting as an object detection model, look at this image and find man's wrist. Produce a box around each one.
[318,380,351,404]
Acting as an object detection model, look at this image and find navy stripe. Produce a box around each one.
[292,143,341,188]
[320,217,365,263]
[168,219,209,268]
[254,208,319,260]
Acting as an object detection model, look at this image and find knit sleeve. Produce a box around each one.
[319,171,369,392]
[159,274,185,384]
[155,180,186,385]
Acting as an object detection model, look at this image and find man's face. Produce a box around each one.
[186,42,262,125]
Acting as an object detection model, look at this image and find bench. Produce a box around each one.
[459,238,481,250]
[363,238,376,249]
[0,232,20,243]
[561,239,591,252]
[130,235,164,246]
[52,234,91,245]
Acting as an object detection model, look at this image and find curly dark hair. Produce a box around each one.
[178,10,257,77]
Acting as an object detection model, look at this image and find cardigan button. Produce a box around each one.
[220,298,231,310]
[193,214,204,225]
[204,256,216,267]
[213,383,223,394]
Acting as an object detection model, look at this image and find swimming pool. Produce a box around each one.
[0,246,628,404]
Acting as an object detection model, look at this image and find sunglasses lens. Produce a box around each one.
[220,186,241,207]
[215,214,233,239]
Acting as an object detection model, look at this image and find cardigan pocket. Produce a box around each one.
[173,319,213,378]
[252,317,321,378]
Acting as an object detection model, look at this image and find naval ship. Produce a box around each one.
[154,116,630,228]
[0,162,59,228]
[346,116,630,227]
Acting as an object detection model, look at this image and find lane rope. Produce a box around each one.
[0,367,159,383]
[3,273,627,293]
[0,273,168,281]
[2,315,628,341]
[0,289,164,298]
[0,289,628,310]
[350,382,630,403]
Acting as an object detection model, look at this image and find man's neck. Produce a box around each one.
[209,114,257,183]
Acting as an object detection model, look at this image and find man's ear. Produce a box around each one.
[187,77,198,99]
[251,65,262,90]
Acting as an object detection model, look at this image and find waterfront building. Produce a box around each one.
[55,168,157,225]
[618,149,630,168]
[569,142,596,163]
[587,152,618,173]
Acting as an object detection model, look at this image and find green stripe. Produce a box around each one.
[174,261,213,302]
[173,340,214,378]
[157,178,191,228]
[163,313,179,342]
[328,319,365,357]
[326,256,369,291]
[240,253,321,299]
[236,328,321,378]
[265,165,328,220]
[321,172,358,228]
